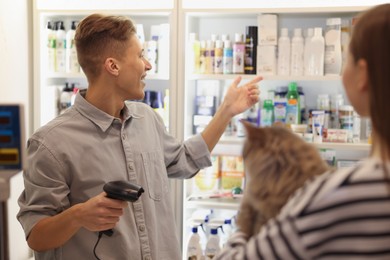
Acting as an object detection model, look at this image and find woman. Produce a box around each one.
[216,4,390,259]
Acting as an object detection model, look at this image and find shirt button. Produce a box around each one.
[144,256,151,260]
[122,134,126,140]
[128,165,133,170]
[139,225,145,232]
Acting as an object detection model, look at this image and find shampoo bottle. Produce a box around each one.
[46,21,56,72]
[277,28,290,76]
[188,33,200,74]
[66,21,79,73]
[304,27,325,76]
[325,18,342,75]
[214,40,223,74]
[290,28,304,76]
[223,40,233,74]
[232,33,245,74]
[56,21,66,72]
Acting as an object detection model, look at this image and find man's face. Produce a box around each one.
[116,35,152,101]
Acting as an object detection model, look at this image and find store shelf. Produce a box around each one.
[188,74,341,81]
[185,196,241,210]
[182,0,388,11]
[36,0,174,11]
[314,141,371,151]
[211,136,371,156]
[46,72,170,80]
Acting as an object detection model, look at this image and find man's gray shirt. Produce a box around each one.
[17,91,211,260]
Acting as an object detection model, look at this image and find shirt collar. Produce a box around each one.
[73,89,144,132]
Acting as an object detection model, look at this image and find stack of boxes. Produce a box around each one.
[257,14,278,75]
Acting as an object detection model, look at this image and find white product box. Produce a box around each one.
[257,14,278,46]
[257,45,276,75]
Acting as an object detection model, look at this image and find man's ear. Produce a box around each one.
[357,58,369,92]
[104,58,120,76]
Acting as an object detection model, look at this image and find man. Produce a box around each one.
[17,14,261,259]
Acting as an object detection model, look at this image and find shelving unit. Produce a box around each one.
[32,0,178,135]
[175,2,387,255]
[30,1,390,257]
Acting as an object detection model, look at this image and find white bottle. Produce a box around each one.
[205,40,214,74]
[341,19,351,71]
[46,21,56,72]
[205,227,221,259]
[188,33,201,74]
[157,23,170,76]
[145,40,158,74]
[214,40,224,74]
[277,28,290,76]
[186,226,203,260]
[56,21,66,72]
[223,40,233,74]
[303,28,313,75]
[66,21,80,73]
[325,18,342,75]
[232,33,245,74]
[136,24,145,44]
[290,28,304,76]
[220,219,233,248]
[304,27,325,76]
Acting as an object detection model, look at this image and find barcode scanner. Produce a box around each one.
[100,180,144,236]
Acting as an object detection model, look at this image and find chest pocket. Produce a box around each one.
[141,151,169,201]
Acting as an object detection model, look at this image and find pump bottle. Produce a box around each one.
[56,21,66,72]
[66,21,79,73]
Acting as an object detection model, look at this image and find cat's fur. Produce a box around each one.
[236,122,330,237]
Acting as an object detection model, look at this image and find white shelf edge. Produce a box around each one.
[188,74,341,81]
[185,197,241,210]
[215,136,371,151]
[36,0,174,11]
[182,0,385,12]
[46,72,169,80]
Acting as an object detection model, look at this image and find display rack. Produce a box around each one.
[176,2,381,255]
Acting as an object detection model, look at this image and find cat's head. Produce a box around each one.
[241,121,329,201]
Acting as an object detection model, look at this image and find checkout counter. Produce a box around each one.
[0,105,25,260]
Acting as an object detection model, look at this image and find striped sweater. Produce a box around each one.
[215,157,390,260]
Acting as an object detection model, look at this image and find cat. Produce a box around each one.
[236,121,331,237]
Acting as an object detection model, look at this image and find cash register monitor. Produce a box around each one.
[0,104,25,260]
[0,104,25,178]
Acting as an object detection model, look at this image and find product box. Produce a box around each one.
[195,95,217,116]
[324,128,349,143]
[193,156,220,194]
[337,160,359,169]
[257,45,276,75]
[193,115,213,134]
[220,156,244,191]
[257,14,278,46]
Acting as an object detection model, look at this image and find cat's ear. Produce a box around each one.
[241,120,258,138]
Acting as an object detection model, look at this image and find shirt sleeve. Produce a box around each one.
[17,137,70,238]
